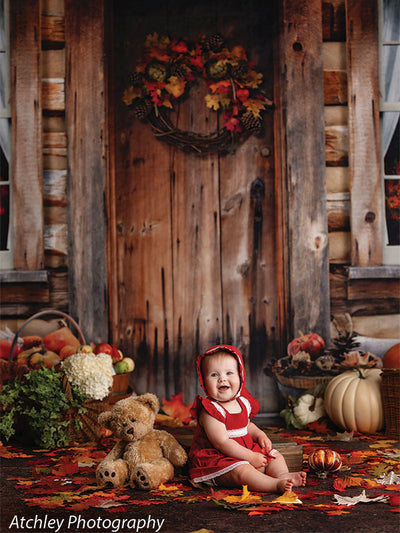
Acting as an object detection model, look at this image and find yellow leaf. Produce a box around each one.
[165,76,186,98]
[223,485,262,504]
[272,491,303,504]
[245,71,263,89]
[205,94,231,111]
[122,86,142,106]
[243,99,267,118]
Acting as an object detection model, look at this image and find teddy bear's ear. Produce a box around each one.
[136,393,160,413]
[98,410,113,429]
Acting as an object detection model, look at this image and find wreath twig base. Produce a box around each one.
[123,33,273,155]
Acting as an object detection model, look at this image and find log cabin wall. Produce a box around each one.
[0,0,398,390]
[1,0,69,332]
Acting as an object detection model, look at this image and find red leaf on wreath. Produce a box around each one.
[236,88,249,103]
[171,40,188,54]
[222,114,242,133]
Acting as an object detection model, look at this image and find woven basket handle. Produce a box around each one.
[9,309,86,362]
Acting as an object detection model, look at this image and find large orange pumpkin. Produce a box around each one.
[382,343,400,369]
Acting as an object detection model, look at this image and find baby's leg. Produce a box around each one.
[265,450,307,487]
[216,464,294,494]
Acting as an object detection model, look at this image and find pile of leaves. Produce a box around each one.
[1,429,399,518]
[0,366,86,449]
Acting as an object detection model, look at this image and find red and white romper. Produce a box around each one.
[188,392,274,484]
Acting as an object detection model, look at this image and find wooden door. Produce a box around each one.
[108,0,282,412]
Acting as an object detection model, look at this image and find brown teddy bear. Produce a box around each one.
[96,393,187,489]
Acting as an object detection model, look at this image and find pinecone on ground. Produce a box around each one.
[131,98,153,119]
[241,111,262,133]
[204,33,225,53]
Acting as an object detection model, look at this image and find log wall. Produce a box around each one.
[1,0,398,341]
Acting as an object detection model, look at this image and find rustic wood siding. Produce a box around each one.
[276,0,331,340]
[65,0,108,342]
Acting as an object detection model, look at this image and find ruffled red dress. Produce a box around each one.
[188,392,270,483]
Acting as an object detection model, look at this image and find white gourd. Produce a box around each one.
[324,368,383,433]
[293,394,325,426]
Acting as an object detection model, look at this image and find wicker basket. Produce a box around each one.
[1,309,109,445]
[381,369,400,439]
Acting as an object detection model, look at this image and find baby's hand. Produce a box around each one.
[257,432,272,451]
[250,451,268,469]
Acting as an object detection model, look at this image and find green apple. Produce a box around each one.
[114,357,135,374]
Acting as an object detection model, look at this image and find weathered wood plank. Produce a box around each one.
[42,49,65,77]
[325,166,349,193]
[331,298,400,317]
[43,170,67,206]
[10,0,45,270]
[352,314,400,339]
[109,2,173,397]
[42,78,65,111]
[324,70,347,104]
[325,125,348,165]
[1,284,50,304]
[65,0,108,341]
[322,0,346,41]
[322,42,346,69]
[42,15,65,43]
[346,0,382,266]
[44,223,68,255]
[329,231,351,262]
[324,105,348,126]
[276,0,330,341]
[327,192,350,231]
[43,131,67,156]
[348,279,400,301]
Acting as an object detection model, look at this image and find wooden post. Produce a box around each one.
[275,0,331,341]
[346,0,382,266]
[65,0,108,342]
[10,0,44,270]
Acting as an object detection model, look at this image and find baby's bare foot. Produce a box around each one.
[279,471,307,487]
[277,478,294,493]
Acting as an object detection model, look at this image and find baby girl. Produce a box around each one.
[188,344,307,493]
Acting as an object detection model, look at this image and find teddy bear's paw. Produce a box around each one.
[96,460,129,488]
[134,466,153,489]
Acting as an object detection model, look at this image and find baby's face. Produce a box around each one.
[202,352,240,402]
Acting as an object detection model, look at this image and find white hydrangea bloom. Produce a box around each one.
[61,352,114,400]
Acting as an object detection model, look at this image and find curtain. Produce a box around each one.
[381,0,400,158]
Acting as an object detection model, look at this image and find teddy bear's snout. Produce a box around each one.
[126,427,134,435]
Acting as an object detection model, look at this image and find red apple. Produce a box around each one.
[111,346,123,364]
[94,342,113,356]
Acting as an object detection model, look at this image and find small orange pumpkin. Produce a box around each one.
[308,449,342,478]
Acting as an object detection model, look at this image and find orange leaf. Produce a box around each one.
[333,476,363,492]
[161,393,193,424]
[272,491,302,504]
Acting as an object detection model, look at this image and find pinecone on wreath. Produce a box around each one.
[170,62,188,78]
[129,71,144,87]
[203,33,225,52]
[131,98,153,119]
[230,60,249,80]
[241,111,263,133]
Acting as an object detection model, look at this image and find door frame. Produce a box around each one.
[65,0,330,348]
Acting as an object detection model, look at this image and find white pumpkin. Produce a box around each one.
[293,394,325,426]
[324,368,383,433]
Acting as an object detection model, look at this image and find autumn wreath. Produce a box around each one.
[122,33,273,154]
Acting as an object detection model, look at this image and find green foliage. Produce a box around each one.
[0,367,86,449]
